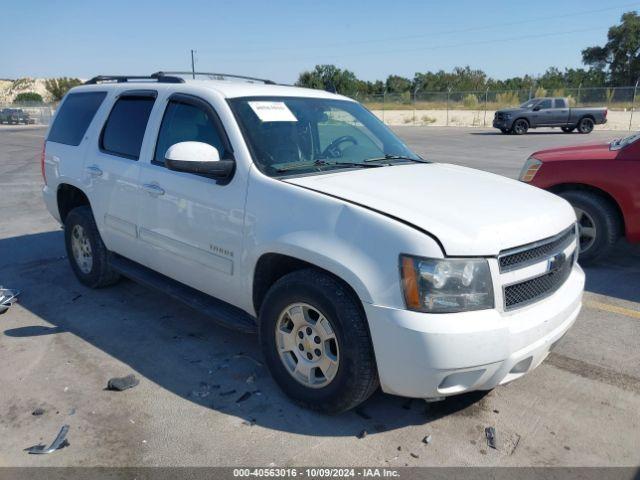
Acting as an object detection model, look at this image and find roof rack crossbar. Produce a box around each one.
[84,75,185,85]
[152,71,277,85]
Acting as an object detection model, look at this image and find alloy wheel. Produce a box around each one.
[574,207,597,253]
[70,224,93,274]
[275,303,340,388]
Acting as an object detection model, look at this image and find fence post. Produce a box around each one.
[382,90,386,124]
[413,86,420,126]
[629,78,639,131]
[483,87,489,127]
[446,87,451,126]
[576,82,582,107]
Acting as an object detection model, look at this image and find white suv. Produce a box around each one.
[42,72,584,413]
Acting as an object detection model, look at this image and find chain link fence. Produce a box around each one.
[355,85,640,130]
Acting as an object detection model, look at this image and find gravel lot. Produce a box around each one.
[1,125,639,467]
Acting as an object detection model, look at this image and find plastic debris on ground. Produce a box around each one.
[0,287,20,315]
[106,374,139,391]
[485,426,497,449]
[24,425,70,454]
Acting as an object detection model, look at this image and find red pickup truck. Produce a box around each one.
[520,132,640,263]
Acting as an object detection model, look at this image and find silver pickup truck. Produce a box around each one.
[493,97,607,135]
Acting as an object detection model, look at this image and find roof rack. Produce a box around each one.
[84,74,185,85]
[152,71,277,85]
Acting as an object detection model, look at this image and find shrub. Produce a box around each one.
[496,91,520,107]
[421,115,436,124]
[462,93,479,108]
[45,77,82,101]
[535,87,547,98]
[14,92,43,103]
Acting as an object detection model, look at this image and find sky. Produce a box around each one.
[1,0,638,83]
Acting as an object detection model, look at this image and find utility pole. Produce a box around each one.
[190,50,196,79]
[629,77,639,131]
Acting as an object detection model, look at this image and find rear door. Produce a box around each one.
[87,90,156,263]
[137,92,247,306]
[552,98,570,125]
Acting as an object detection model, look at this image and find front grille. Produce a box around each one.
[499,226,576,272]
[503,252,574,310]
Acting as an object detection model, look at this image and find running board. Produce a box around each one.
[108,254,257,334]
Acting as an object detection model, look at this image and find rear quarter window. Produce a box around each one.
[47,92,107,146]
[100,96,155,160]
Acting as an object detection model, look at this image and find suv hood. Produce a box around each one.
[284,163,575,256]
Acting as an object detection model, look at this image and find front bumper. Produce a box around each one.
[493,118,512,129]
[364,264,584,398]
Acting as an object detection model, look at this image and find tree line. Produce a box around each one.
[296,11,640,96]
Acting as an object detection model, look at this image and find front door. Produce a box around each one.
[137,93,247,306]
[531,98,553,127]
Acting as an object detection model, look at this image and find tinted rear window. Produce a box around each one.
[48,92,107,146]
[101,96,155,159]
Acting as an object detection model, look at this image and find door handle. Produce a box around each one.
[86,165,103,177]
[143,183,165,197]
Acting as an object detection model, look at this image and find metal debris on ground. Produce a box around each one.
[410,453,420,459]
[106,374,139,391]
[485,426,497,449]
[32,407,45,416]
[24,425,70,454]
[422,434,432,445]
[236,392,252,403]
[356,429,368,439]
[0,287,20,315]
[232,353,264,367]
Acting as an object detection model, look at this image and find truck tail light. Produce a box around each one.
[40,141,47,185]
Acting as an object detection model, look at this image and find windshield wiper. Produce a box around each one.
[275,159,383,173]
[364,154,428,164]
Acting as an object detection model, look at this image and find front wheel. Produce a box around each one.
[577,117,594,134]
[259,269,378,413]
[512,119,529,135]
[559,191,621,264]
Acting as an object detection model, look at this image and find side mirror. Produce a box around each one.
[532,105,541,111]
[165,141,234,178]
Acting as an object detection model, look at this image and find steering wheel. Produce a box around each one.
[321,135,358,158]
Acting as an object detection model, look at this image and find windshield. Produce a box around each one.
[520,99,539,108]
[610,131,640,150]
[228,96,423,176]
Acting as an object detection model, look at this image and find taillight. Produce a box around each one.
[41,141,47,185]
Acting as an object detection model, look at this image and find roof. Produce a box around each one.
[75,74,352,101]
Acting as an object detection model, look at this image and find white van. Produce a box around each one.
[42,72,584,413]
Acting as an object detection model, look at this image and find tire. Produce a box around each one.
[512,119,529,135]
[259,269,379,413]
[561,126,575,133]
[559,190,621,264]
[577,117,594,134]
[64,206,120,288]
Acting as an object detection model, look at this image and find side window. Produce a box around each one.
[538,99,552,109]
[48,92,107,146]
[154,100,227,165]
[554,98,567,108]
[101,96,155,159]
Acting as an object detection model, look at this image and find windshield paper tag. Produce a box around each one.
[248,101,297,122]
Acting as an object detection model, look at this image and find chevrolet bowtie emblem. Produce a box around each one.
[547,252,566,273]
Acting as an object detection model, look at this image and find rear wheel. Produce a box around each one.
[559,190,621,264]
[512,119,529,135]
[64,206,120,288]
[561,126,575,133]
[259,269,378,413]
[577,117,594,134]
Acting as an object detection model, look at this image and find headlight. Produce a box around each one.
[400,255,494,313]
[519,157,542,182]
